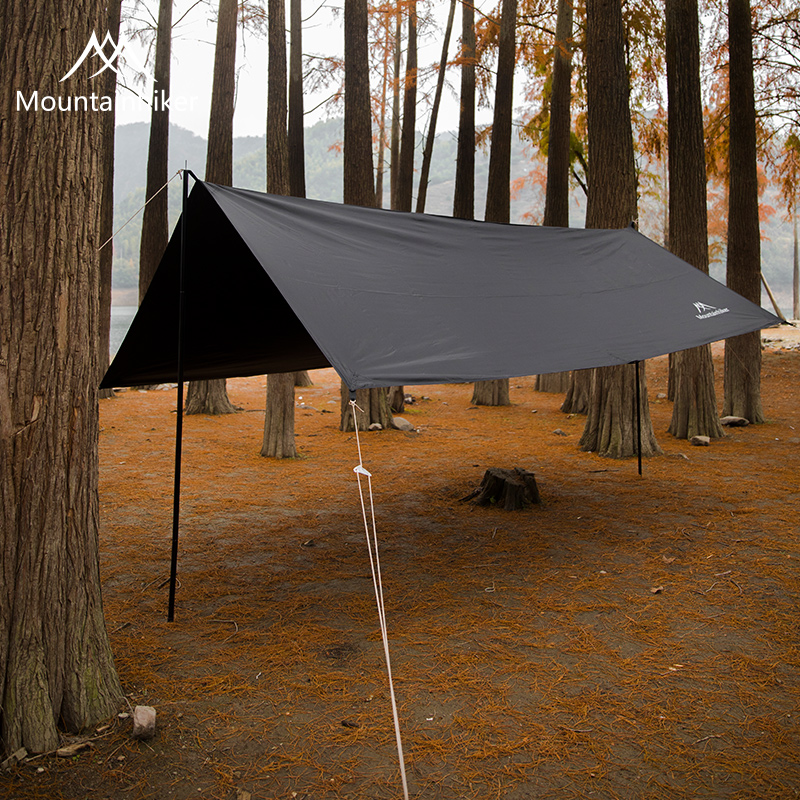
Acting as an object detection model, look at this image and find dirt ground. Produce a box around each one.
[3,328,800,800]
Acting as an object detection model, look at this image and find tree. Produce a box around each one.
[341,0,393,432]
[0,0,123,754]
[98,0,123,401]
[138,0,173,302]
[453,0,476,221]
[578,0,660,458]
[472,0,517,407]
[287,0,313,387]
[415,0,457,213]
[389,1,403,208]
[724,0,764,422]
[262,0,298,457]
[665,0,723,440]
[395,0,417,212]
[185,0,239,416]
[536,0,573,395]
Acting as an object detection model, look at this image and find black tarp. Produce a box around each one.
[102,180,780,390]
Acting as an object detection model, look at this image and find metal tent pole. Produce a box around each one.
[168,168,192,622]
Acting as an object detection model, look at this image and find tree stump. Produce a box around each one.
[462,468,541,510]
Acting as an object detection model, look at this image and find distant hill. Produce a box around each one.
[111,119,795,314]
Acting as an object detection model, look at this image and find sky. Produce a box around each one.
[112,0,504,139]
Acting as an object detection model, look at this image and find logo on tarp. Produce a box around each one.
[694,302,730,319]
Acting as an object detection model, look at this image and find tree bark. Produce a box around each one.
[561,368,592,413]
[261,372,297,457]
[295,371,313,386]
[340,0,393,429]
[1,0,123,754]
[98,0,123,400]
[415,0,457,213]
[138,0,173,301]
[580,0,660,457]
[453,0,475,221]
[579,365,660,458]
[536,372,571,393]
[389,2,402,209]
[723,0,764,423]
[665,0,723,439]
[395,0,417,213]
[289,0,306,199]
[187,0,239,416]
[473,0,516,407]
[263,0,297,456]
[537,0,573,395]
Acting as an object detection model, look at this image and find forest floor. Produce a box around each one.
[3,327,800,800]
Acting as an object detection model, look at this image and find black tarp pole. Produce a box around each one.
[168,168,193,622]
[635,360,642,476]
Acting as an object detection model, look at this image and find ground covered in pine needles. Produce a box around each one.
[4,328,800,800]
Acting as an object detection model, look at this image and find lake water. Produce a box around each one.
[110,306,137,356]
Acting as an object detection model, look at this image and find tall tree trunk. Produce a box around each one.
[0,0,123,754]
[263,0,298,457]
[723,0,764,422]
[289,0,312,387]
[341,0,393,431]
[537,0,573,395]
[579,0,660,458]
[98,0,123,400]
[389,2,402,209]
[665,0,723,439]
[375,13,391,207]
[472,0,516,407]
[794,207,799,319]
[453,0,476,221]
[415,0,457,213]
[289,0,306,199]
[395,0,417,212]
[186,0,239,416]
[138,0,173,301]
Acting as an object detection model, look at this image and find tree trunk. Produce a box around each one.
[415,0,456,213]
[98,0,123,400]
[561,368,592,413]
[473,0,516,406]
[295,371,313,386]
[185,379,239,414]
[375,14,391,207]
[262,0,297,456]
[537,0,573,395]
[389,2,402,209]
[580,0,660,457]
[388,385,405,413]
[261,372,297,457]
[138,0,173,301]
[341,388,394,432]
[187,0,239,416]
[793,208,799,319]
[665,0,723,439]
[453,0,475,221]
[723,0,764,423]
[543,0,573,229]
[1,0,123,755]
[340,0,392,429]
[288,0,306,199]
[395,0,417,213]
[536,372,571,393]
[579,365,660,458]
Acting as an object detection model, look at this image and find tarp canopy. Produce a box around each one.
[102,179,780,390]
